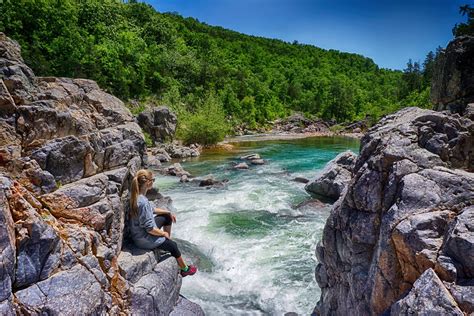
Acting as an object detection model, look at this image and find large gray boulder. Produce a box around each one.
[118,245,182,315]
[160,141,201,158]
[432,36,474,114]
[273,113,330,133]
[170,296,206,316]
[305,150,357,199]
[313,107,474,316]
[444,206,474,279]
[390,269,463,315]
[15,264,112,315]
[137,106,178,143]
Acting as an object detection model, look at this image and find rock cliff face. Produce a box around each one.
[0,33,202,315]
[137,106,177,144]
[313,107,474,315]
[431,35,474,115]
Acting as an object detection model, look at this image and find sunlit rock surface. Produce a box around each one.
[314,107,474,315]
[0,33,202,314]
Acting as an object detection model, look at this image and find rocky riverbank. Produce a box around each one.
[0,33,203,315]
[222,130,363,144]
[313,35,474,315]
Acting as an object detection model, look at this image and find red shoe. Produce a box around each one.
[181,265,197,277]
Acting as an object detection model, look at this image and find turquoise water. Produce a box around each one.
[155,136,359,315]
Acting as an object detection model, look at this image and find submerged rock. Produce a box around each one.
[234,162,249,170]
[305,150,357,200]
[293,177,310,184]
[241,153,261,160]
[238,153,265,166]
[250,158,265,165]
[294,199,328,211]
[198,175,228,187]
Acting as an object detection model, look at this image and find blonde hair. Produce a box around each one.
[130,169,153,218]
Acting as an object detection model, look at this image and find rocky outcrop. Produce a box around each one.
[432,36,474,114]
[390,269,463,315]
[117,245,193,315]
[148,147,172,163]
[313,107,474,315]
[160,142,201,159]
[342,116,371,133]
[171,296,206,316]
[273,113,330,134]
[305,150,357,200]
[137,106,177,143]
[0,33,201,314]
[164,163,191,178]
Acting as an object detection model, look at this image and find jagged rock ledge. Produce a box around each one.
[305,150,357,200]
[313,107,474,315]
[0,33,203,314]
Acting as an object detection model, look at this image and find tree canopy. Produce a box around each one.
[0,0,435,138]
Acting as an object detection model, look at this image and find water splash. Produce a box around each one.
[157,136,359,315]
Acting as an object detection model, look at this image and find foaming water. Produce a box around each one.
[156,136,359,315]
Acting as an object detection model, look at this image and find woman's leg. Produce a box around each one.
[154,214,173,237]
[163,223,172,237]
[157,239,183,265]
[176,256,187,270]
[157,239,197,276]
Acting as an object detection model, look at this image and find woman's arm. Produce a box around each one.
[148,227,169,238]
[155,208,177,223]
[154,207,170,215]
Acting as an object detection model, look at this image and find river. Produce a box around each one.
[154,136,359,315]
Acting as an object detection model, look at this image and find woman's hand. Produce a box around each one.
[170,213,177,223]
[148,228,170,239]
[154,207,168,214]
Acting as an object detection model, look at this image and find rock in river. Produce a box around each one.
[305,150,357,200]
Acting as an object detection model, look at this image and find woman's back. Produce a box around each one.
[129,195,165,249]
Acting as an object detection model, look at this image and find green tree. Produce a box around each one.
[422,51,435,87]
[322,75,355,122]
[0,0,419,135]
[453,5,474,36]
[177,94,230,145]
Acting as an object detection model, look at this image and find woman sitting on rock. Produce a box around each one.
[129,169,197,277]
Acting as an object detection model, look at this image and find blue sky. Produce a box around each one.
[144,0,470,70]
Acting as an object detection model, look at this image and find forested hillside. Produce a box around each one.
[0,0,433,135]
